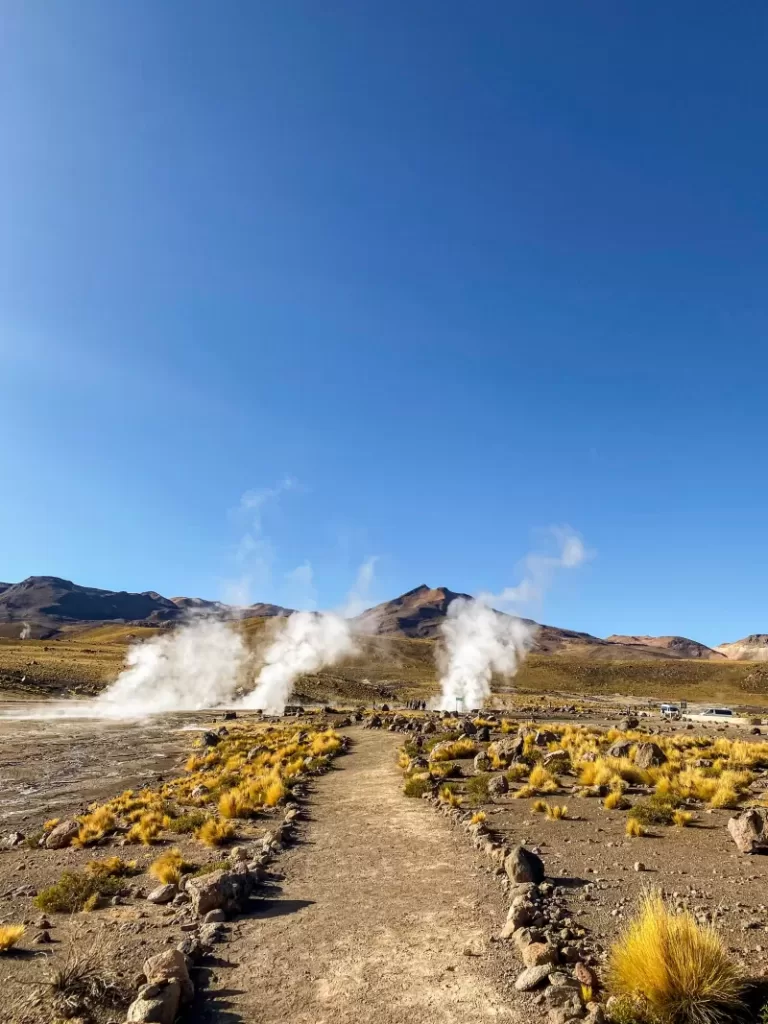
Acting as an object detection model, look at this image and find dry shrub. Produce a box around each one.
[532,799,548,813]
[470,811,487,824]
[403,774,431,798]
[86,855,138,880]
[0,924,25,951]
[626,818,646,838]
[439,784,463,808]
[609,892,744,1024]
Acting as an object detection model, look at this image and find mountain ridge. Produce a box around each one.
[0,574,750,660]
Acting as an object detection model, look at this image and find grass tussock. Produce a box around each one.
[85,856,138,880]
[626,818,646,838]
[35,869,122,913]
[430,738,478,761]
[532,799,548,813]
[608,892,744,1024]
[439,784,463,808]
[470,811,487,824]
[403,774,431,798]
[0,924,25,951]
[195,818,235,847]
[673,809,696,828]
[544,803,568,820]
[604,790,631,811]
[514,763,559,798]
[149,848,193,886]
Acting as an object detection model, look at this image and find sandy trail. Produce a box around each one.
[191,728,521,1024]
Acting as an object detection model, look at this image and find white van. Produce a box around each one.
[660,703,681,720]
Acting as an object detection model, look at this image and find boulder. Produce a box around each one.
[488,735,524,766]
[574,962,599,988]
[634,742,667,769]
[126,980,181,1024]
[143,948,194,1004]
[514,964,552,991]
[477,726,491,742]
[185,866,253,916]
[606,740,632,759]
[201,730,220,747]
[505,845,545,884]
[473,751,492,772]
[535,730,558,747]
[728,807,768,854]
[488,774,509,798]
[523,942,558,967]
[44,820,79,849]
[619,717,639,731]
[461,719,478,736]
[146,884,177,905]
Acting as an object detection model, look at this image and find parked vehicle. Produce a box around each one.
[660,703,682,720]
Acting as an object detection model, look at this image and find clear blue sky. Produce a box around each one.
[1,2,767,646]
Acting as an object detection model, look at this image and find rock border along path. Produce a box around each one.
[189,727,523,1024]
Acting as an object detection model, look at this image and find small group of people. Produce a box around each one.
[404,699,427,710]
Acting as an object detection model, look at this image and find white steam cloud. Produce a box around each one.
[437,527,591,710]
[96,616,248,716]
[238,610,356,714]
[19,622,31,640]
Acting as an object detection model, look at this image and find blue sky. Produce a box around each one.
[1,2,767,646]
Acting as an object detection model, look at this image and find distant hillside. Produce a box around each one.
[715,635,768,661]
[0,576,180,637]
[0,574,756,664]
[605,634,725,661]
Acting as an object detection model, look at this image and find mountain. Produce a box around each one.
[605,634,725,661]
[351,584,693,660]
[715,635,768,661]
[0,575,746,663]
[0,576,180,637]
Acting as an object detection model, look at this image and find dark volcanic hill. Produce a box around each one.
[0,576,180,637]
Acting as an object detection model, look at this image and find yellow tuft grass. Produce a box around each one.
[673,809,695,828]
[439,785,463,808]
[608,892,744,1024]
[149,848,190,886]
[626,818,646,837]
[195,818,235,847]
[470,811,487,824]
[532,799,548,813]
[0,924,25,951]
[604,791,631,811]
[430,738,478,761]
[545,803,568,820]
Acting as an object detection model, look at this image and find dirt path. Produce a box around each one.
[192,728,522,1024]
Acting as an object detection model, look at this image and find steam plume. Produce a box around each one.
[238,611,356,713]
[436,527,590,709]
[96,616,247,716]
[19,622,31,639]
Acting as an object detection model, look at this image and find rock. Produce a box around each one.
[147,884,177,905]
[488,774,509,798]
[607,740,632,758]
[543,750,570,768]
[186,866,253,916]
[474,751,492,772]
[515,964,553,991]
[477,726,491,742]
[633,862,645,873]
[127,979,181,1023]
[505,845,545,884]
[574,962,598,988]
[461,718,478,736]
[204,909,226,923]
[535,730,558,746]
[198,922,226,945]
[728,807,768,854]
[523,942,558,967]
[32,930,52,944]
[201,730,220,747]
[44,820,80,849]
[584,1004,605,1024]
[1,831,24,848]
[619,717,639,731]
[488,736,524,766]
[228,846,250,863]
[634,742,667,769]
[143,948,194,1005]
